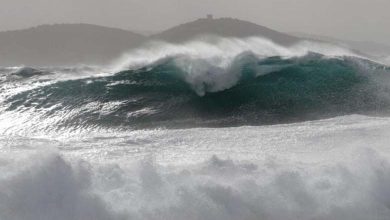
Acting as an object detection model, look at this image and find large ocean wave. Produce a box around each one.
[1,39,390,133]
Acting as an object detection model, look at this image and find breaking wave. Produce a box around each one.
[1,37,390,132]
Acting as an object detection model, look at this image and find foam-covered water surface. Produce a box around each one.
[1,115,390,220]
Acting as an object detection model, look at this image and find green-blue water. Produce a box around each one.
[3,53,390,129]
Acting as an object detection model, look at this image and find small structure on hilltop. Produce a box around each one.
[207,14,214,20]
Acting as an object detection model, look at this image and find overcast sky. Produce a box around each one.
[1,0,389,45]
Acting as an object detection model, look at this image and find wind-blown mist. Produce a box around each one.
[1,37,390,220]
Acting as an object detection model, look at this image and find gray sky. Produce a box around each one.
[1,0,389,45]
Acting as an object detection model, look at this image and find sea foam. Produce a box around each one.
[1,148,390,220]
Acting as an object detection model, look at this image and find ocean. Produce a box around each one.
[1,37,390,220]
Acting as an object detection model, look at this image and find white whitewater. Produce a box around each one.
[1,115,390,220]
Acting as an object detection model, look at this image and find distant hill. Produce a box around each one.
[152,17,301,45]
[290,32,390,59]
[9,19,384,67]
[4,19,389,67]
[0,24,146,66]
[0,19,304,66]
